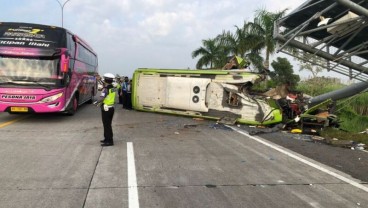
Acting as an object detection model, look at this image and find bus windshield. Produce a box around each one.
[0,56,60,88]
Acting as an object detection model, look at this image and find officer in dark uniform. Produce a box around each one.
[122,76,129,109]
[95,73,116,146]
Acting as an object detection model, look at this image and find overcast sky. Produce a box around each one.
[1,0,307,77]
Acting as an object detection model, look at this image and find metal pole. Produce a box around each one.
[55,0,71,27]
[336,0,368,18]
[274,34,368,78]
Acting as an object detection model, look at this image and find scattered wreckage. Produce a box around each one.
[272,0,368,135]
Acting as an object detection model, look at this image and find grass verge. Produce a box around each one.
[320,127,368,145]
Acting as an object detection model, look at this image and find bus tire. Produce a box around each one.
[66,95,78,115]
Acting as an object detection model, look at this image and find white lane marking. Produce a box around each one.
[229,126,368,193]
[127,142,140,208]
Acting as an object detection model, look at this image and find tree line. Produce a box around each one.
[192,9,287,72]
[191,9,302,87]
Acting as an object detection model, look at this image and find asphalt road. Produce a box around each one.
[0,103,367,208]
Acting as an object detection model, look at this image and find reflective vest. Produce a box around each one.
[116,82,122,90]
[103,86,116,106]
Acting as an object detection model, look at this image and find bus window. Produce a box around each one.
[67,33,75,58]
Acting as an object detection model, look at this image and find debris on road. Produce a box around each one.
[183,124,198,128]
[248,124,284,135]
[290,129,302,134]
[209,123,233,131]
[217,117,237,125]
[351,143,366,151]
[311,136,325,142]
[293,134,313,142]
[359,129,368,134]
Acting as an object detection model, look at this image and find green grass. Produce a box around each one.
[297,78,345,96]
[297,78,368,133]
[338,92,368,116]
[337,108,368,133]
[321,127,368,145]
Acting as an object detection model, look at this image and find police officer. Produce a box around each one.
[116,76,123,104]
[96,73,116,146]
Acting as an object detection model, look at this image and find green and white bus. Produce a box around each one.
[131,68,283,125]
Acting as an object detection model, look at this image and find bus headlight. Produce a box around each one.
[39,93,63,103]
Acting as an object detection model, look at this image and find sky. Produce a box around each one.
[1,0,310,78]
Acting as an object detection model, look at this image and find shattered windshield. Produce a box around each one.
[0,56,60,88]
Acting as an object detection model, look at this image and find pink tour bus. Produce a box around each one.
[0,22,98,115]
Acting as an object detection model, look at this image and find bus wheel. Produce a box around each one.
[66,95,78,115]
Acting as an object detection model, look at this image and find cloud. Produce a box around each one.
[1,0,307,77]
[265,0,304,12]
[139,12,179,37]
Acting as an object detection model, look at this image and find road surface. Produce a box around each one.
[0,103,367,208]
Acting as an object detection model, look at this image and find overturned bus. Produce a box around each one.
[131,68,368,132]
[131,68,283,125]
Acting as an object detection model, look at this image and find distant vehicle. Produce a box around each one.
[131,68,283,125]
[0,22,98,115]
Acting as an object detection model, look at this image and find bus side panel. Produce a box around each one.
[64,39,98,109]
[72,61,96,104]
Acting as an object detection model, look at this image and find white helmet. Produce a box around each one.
[103,73,115,79]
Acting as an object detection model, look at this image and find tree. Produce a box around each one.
[246,9,288,71]
[270,57,300,87]
[191,38,228,69]
[191,9,287,71]
[298,52,326,78]
[216,22,264,71]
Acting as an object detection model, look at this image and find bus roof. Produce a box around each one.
[0,22,65,33]
[0,22,96,54]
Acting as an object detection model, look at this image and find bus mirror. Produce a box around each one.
[61,54,69,73]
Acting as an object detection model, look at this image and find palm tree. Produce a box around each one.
[216,30,237,55]
[192,38,228,69]
[216,22,265,71]
[246,9,288,71]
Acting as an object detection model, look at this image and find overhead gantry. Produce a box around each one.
[274,0,368,82]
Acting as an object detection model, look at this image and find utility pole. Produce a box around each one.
[55,0,71,27]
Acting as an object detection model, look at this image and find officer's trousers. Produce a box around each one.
[101,106,115,144]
